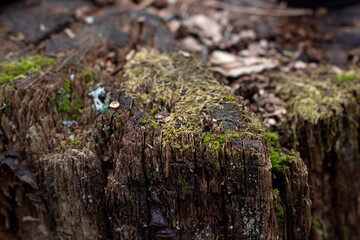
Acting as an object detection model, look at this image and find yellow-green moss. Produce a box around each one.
[0,55,56,84]
[84,68,94,86]
[181,178,190,194]
[276,68,360,125]
[122,49,239,142]
[70,140,80,149]
[58,79,72,113]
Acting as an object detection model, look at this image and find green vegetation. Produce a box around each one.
[122,49,266,170]
[181,178,190,194]
[84,68,94,86]
[72,100,84,120]
[123,49,239,144]
[338,70,357,83]
[58,79,72,113]
[0,55,56,84]
[70,140,80,149]
[267,131,297,173]
[273,188,284,218]
[276,68,360,125]
[56,78,83,119]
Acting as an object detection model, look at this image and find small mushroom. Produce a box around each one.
[150,211,168,227]
[109,101,120,109]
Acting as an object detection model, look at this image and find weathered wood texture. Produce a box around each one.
[94,51,276,239]
[0,3,311,238]
[275,69,360,240]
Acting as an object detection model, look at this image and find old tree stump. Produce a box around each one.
[0,47,311,239]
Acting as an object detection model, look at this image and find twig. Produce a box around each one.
[205,1,313,17]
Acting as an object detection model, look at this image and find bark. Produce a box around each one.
[275,69,360,240]
[0,3,311,239]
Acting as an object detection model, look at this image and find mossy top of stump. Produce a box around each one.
[275,68,360,125]
[119,49,267,157]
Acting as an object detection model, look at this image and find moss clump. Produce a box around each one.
[338,70,357,83]
[273,188,284,218]
[59,79,72,113]
[72,100,84,120]
[84,68,94,86]
[267,131,297,173]
[122,49,239,143]
[181,178,190,194]
[70,140,80,149]
[276,68,360,125]
[0,55,56,84]
[57,79,83,119]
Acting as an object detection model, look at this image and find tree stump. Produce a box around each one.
[275,68,360,240]
[0,48,311,239]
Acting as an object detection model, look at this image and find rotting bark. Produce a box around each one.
[95,49,276,239]
[274,68,360,240]
[0,48,289,239]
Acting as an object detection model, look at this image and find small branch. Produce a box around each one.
[204,1,313,17]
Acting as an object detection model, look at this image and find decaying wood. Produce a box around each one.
[275,69,360,240]
[0,4,312,239]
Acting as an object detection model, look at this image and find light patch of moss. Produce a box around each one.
[84,68,94,86]
[70,140,80,149]
[59,97,71,113]
[0,55,55,84]
[276,68,359,125]
[58,79,72,113]
[122,49,239,143]
[338,70,357,83]
[72,100,84,120]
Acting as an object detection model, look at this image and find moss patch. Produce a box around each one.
[275,67,360,125]
[122,49,240,142]
[0,55,56,84]
[267,131,297,173]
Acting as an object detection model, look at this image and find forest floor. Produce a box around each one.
[1,0,360,130]
[1,1,360,239]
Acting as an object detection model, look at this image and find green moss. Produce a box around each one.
[105,125,111,137]
[58,79,72,113]
[116,119,123,130]
[70,21,79,29]
[57,121,63,131]
[181,178,190,194]
[267,131,297,173]
[72,100,84,120]
[122,49,239,144]
[59,97,71,113]
[0,55,56,84]
[84,68,94,86]
[276,68,359,125]
[141,117,158,130]
[70,140,80,149]
[343,226,349,240]
[311,216,321,232]
[273,188,284,218]
[63,79,71,95]
[338,70,357,83]
[49,97,57,109]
